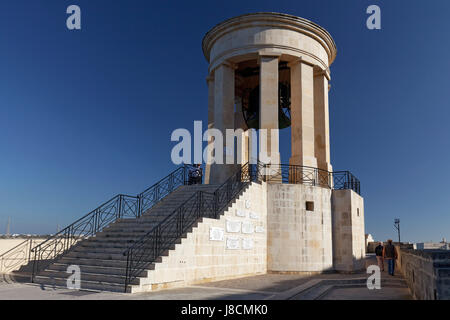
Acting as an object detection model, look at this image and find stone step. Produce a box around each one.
[66,246,175,261]
[47,262,151,276]
[73,243,179,255]
[96,231,182,239]
[31,181,236,294]
[58,257,158,268]
[34,276,131,293]
[38,269,141,285]
[80,237,183,249]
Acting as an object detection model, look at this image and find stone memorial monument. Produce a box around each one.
[29,13,365,293]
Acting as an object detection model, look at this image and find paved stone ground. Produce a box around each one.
[0,255,412,300]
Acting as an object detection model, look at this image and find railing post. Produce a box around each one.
[137,195,142,218]
[124,250,131,293]
[31,249,37,283]
[28,239,33,263]
[329,171,332,189]
[118,195,123,219]
[213,191,218,217]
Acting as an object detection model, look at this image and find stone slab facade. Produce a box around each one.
[267,183,333,273]
[132,182,365,293]
[132,182,268,293]
[331,189,365,272]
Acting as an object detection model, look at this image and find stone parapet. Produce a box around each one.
[396,247,450,300]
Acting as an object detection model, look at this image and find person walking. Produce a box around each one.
[383,239,397,276]
[375,241,384,272]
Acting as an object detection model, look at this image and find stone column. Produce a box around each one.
[289,59,318,169]
[234,97,249,166]
[258,53,281,171]
[314,69,332,173]
[204,74,215,184]
[209,62,236,184]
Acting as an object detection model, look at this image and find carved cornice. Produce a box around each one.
[202,12,337,66]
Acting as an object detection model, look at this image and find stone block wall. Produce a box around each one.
[331,189,365,272]
[267,183,333,273]
[396,247,450,300]
[132,182,267,293]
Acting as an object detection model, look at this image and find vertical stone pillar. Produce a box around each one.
[209,62,236,184]
[234,97,249,166]
[289,59,318,169]
[258,53,281,171]
[314,69,332,174]
[204,74,215,184]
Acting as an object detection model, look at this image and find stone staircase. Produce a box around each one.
[33,184,219,292]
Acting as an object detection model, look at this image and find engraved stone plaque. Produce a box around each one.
[226,237,240,250]
[242,238,254,250]
[249,211,259,220]
[255,226,265,233]
[236,209,246,217]
[242,221,254,234]
[209,227,224,241]
[226,219,241,233]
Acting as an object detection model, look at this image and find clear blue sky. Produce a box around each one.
[0,0,449,243]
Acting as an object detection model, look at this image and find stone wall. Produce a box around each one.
[396,247,450,300]
[331,189,365,272]
[130,181,366,293]
[267,183,333,273]
[132,182,268,293]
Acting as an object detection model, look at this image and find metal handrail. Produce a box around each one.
[30,165,191,282]
[262,164,361,195]
[25,160,360,288]
[122,162,360,292]
[123,162,262,291]
[0,238,34,274]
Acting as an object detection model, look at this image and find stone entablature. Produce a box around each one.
[202,12,337,74]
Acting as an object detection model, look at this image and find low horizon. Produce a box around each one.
[1,0,450,243]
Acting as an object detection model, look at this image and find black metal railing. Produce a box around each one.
[122,161,360,292]
[332,171,361,195]
[25,160,359,288]
[123,162,262,291]
[261,164,361,195]
[30,165,193,282]
[0,238,35,274]
[261,164,332,187]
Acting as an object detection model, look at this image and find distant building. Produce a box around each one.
[365,233,375,249]
[416,238,449,250]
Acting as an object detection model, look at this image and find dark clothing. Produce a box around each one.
[375,245,384,256]
[388,259,395,275]
[384,244,396,259]
[188,167,202,185]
